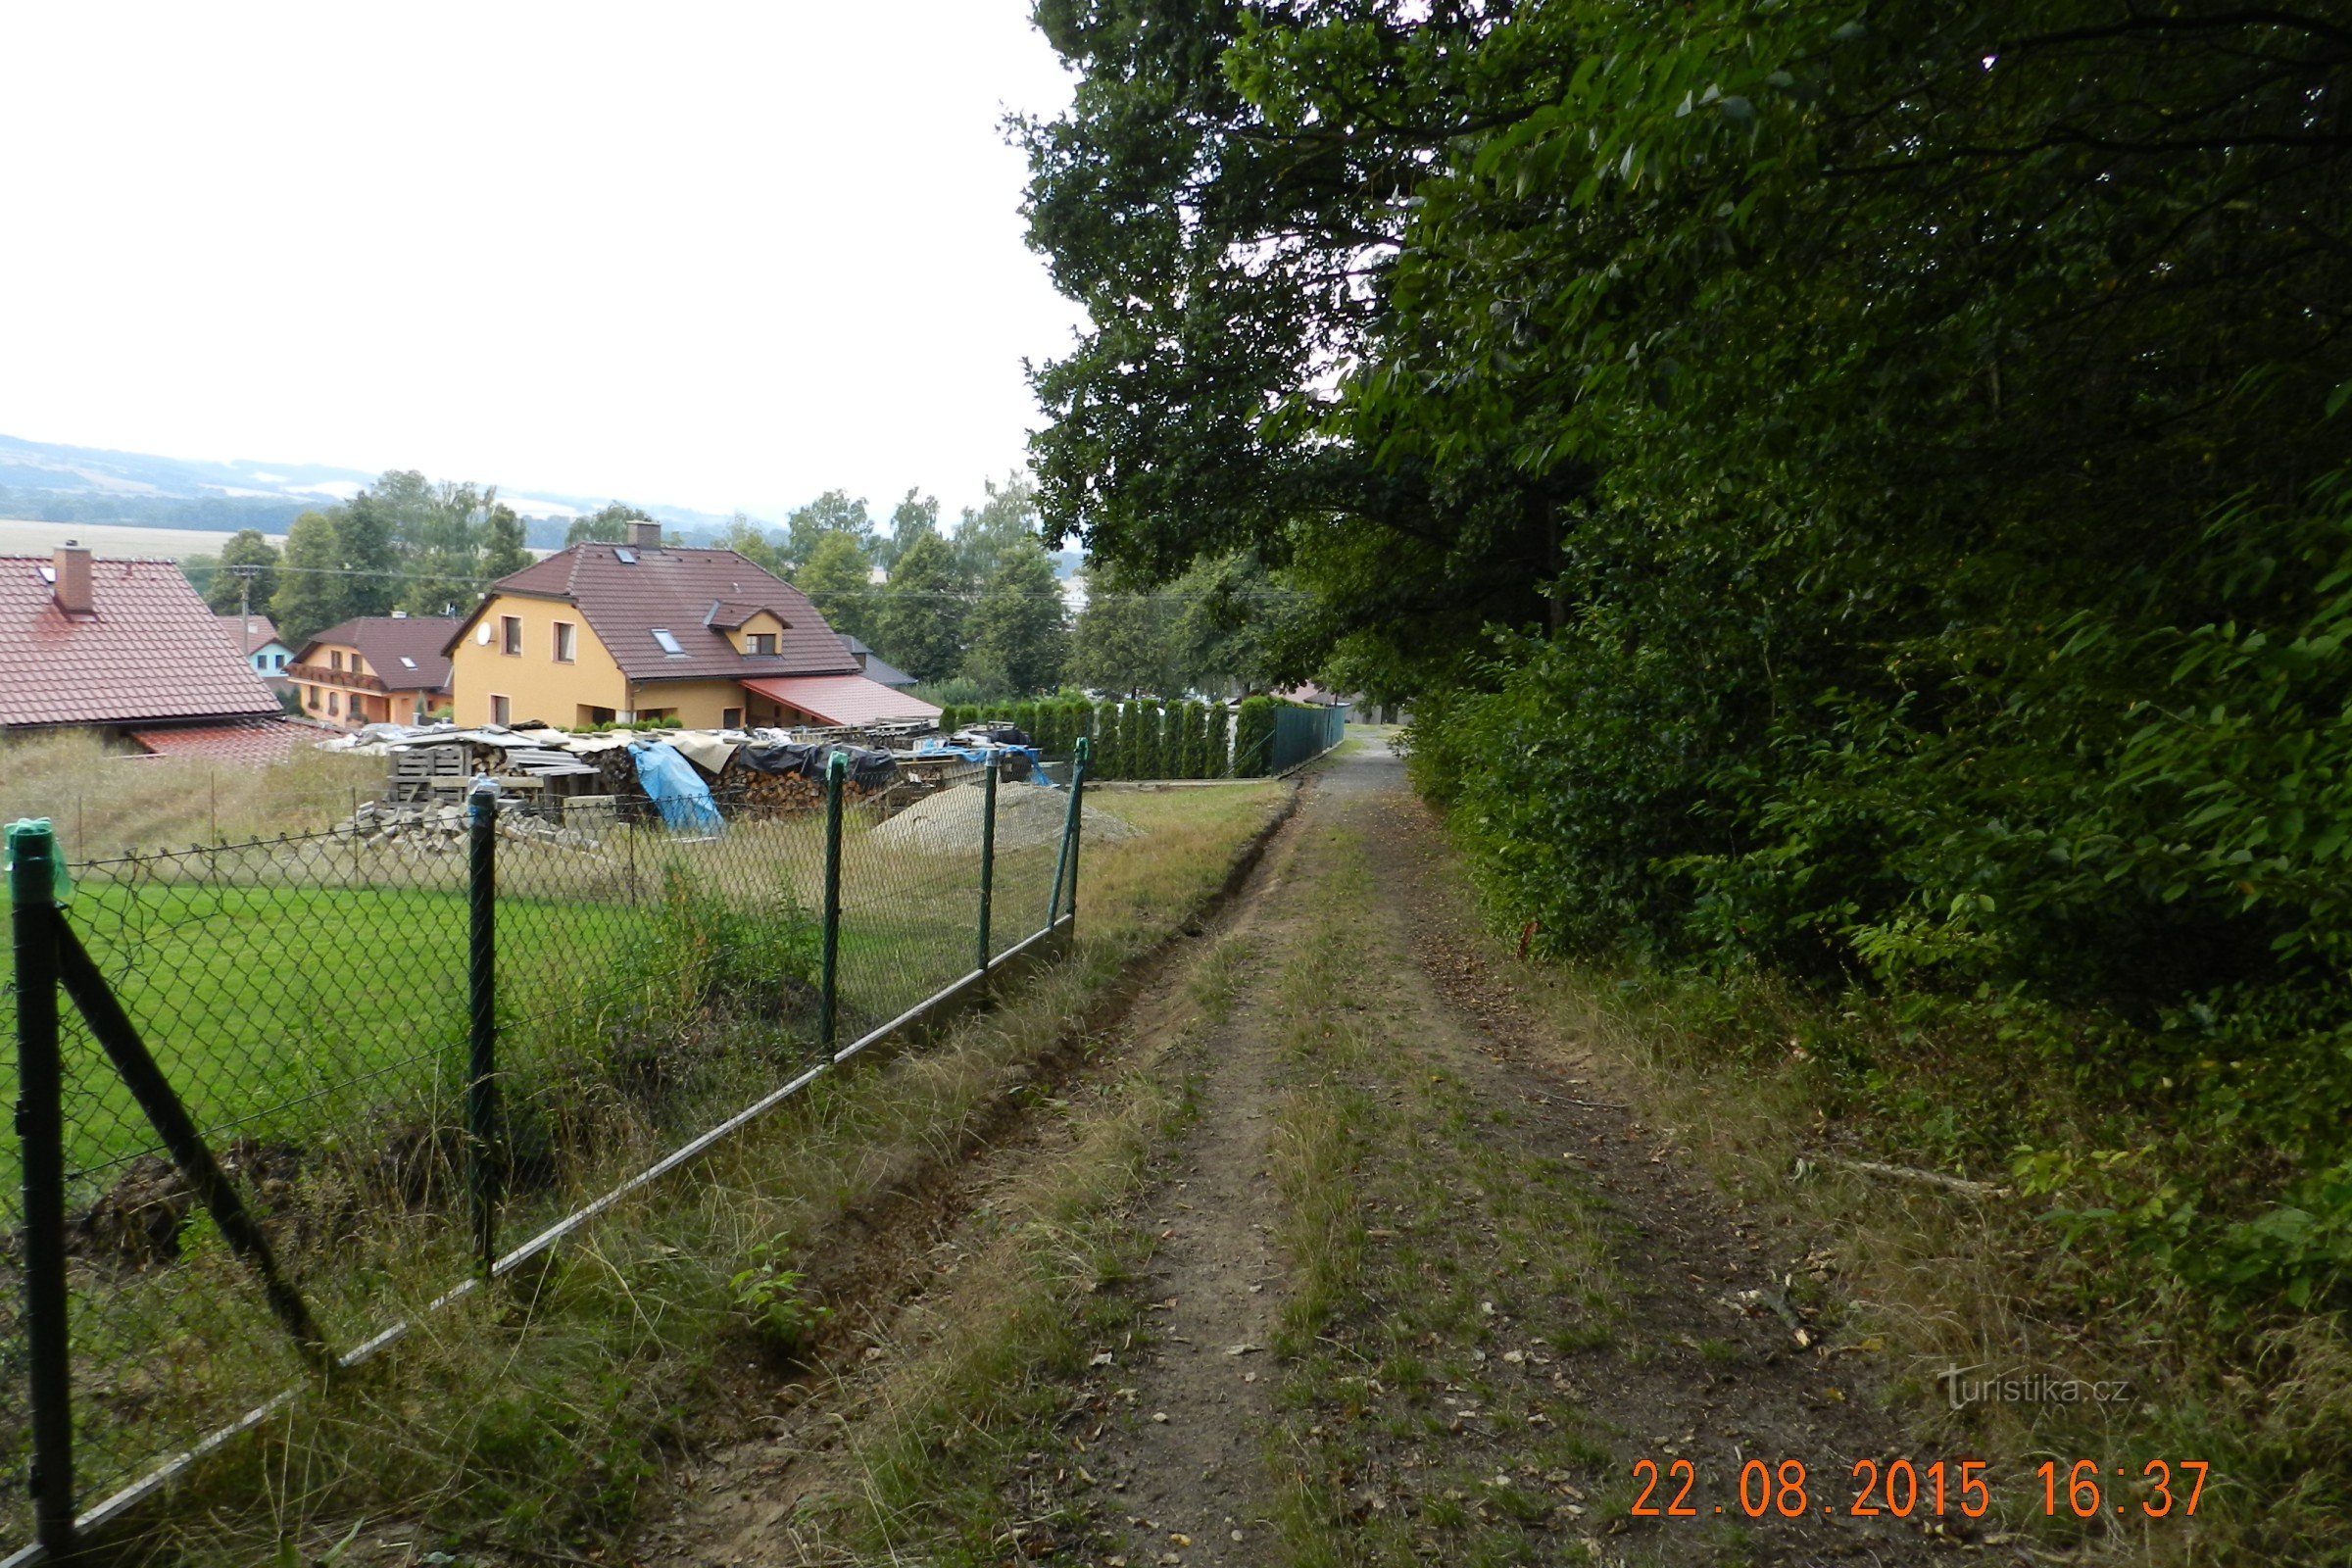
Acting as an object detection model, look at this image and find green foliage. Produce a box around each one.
[728,1245,830,1362]
[566,502,652,547]
[715,512,789,578]
[795,530,877,646]
[1092,700,1121,778]
[953,472,1047,586]
[1032,0,2352,1315]
[785,489,874,566]
[875,489,941,572]
[1117,701,1147,779]
[270,471,545,642]
[1067,578,1185,697]
[1234,697,1279,778]
[961,541,1069,697]
[202,528,280,614]
[875,531,968,681]
[1204,703,1230,778]
[1176,705,1213,780]
[270,510,346,648]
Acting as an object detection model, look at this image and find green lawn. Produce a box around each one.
[0,821,1074,1197]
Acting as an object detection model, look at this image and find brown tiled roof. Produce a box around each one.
[217,613,286,656]
[298,616,456,691]
[127,717,316,764]
[456,545,859,682]
[0,556,281,729]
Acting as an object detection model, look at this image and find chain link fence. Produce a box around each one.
[0,741,1090,1559]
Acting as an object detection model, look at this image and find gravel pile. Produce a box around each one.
[871,783,1139,855]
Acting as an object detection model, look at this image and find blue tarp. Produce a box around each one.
[630,741,724,832]
[914,740,1047,783]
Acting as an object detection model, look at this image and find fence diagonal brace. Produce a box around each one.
[50,913,335,1372]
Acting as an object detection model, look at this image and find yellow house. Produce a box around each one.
[442,521,940,731]
[287,615,456,729]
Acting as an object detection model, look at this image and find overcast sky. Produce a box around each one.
[0,3,1087,523]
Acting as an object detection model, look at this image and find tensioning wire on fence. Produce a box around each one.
[0,736,1092,1561]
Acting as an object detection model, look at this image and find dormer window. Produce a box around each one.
[651,628,685,656]
[746,633,777,656]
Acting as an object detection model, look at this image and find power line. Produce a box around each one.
[204,559,1321,605]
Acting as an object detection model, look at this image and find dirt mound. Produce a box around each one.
[871,783,1139,855]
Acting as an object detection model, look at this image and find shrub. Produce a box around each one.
[1234,696,1279,776]
[1205,703,1232,777]
[1094,701,1122,777]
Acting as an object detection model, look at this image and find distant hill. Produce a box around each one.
[0,431,737,548]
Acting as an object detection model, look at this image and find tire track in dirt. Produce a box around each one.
[1292,746,1959,1565]
[627,794,1315,1568]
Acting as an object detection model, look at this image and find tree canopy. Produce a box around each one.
[961,538,1070,698]
[874,530,967,681]
[566,502,653,546]
[201,528,281,616]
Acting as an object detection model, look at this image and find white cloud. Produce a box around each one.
[0,2,1086,523]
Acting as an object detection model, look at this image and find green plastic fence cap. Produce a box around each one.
[6,816,71,904]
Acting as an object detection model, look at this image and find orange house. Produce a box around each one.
[441,521,939,731]
[287,615,456,729]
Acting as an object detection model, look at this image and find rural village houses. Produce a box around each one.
[288,616,457,730]
[441,520,940,730]
[218,612,294,682]
[0,542,310,761]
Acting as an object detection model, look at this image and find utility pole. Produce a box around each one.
[228,563,264,627]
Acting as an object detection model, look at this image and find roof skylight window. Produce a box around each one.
[399,657,417,669]
[614,547,638,564]
[652,628,685,655]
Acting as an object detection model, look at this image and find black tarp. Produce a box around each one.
[735,742,899,790]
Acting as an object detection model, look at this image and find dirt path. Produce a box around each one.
[639,738,1961,1567]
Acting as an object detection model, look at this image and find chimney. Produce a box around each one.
[627,519,662,549]
[53,542,91,615]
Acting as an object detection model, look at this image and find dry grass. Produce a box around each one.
[0,729,377,858]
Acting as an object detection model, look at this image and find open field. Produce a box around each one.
[0,518,286,559]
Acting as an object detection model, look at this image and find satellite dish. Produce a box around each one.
[475,623,493,645]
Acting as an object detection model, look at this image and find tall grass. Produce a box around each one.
[0,729,377,858]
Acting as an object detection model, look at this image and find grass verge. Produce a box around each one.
[1419,814,2350,1564]
[1259,821,1621,1568]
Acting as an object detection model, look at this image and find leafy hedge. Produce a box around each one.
[936,696,1250,780]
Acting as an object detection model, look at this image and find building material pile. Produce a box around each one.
[868,783,1137,856]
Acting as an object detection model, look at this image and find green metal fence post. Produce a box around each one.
[975,753,999,976]
[1065,736,1090,937]
[466,781,501,1277]
[8,818,76,1557]
[1047,737,1090,932]
[53,929,330,1369]
[819,752,847,1055]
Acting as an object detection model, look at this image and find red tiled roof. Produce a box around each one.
[217,613,285,656]
[297,616,456,691]
[0,556,281,729]
[740,674,943,727]
[458,545,859,683]
[127,717,316,764]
